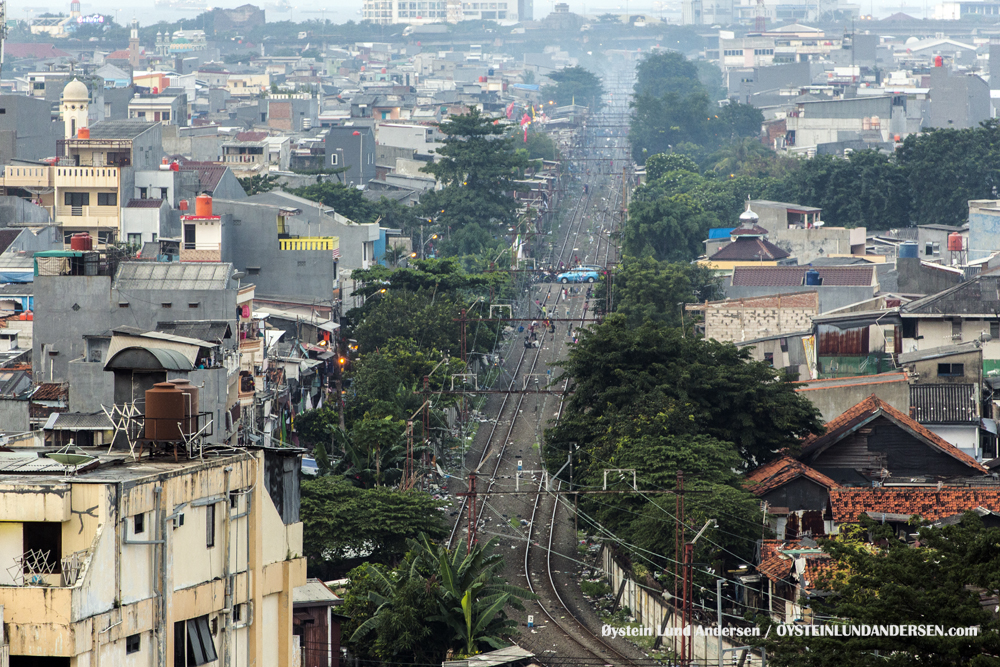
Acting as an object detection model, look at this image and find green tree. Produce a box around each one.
[759,514,1000,666]
[610,257,722,328]
[540,65,605,109]
[547,314,823,468]
[634,50,704,99]
[238,174,279,196]
[525,131,558,161]
[623,193,718,261]
[410,535,536,657]
[645,152,700,181]
[419,107,528,239]
[301,477,447,576]
[289,181,376,222]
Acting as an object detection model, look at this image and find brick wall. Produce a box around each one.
[703,292,818,343]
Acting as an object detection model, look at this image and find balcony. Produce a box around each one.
[3,166,53,188]
[54,167,119,188]
[180,242,222,263]
[279,236,339,254]
[54,205,119,228]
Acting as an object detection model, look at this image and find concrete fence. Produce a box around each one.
[601,547,765,666]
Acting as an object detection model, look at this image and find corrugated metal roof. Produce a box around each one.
[126,198,167,208]
[114,262,233,291]
[293,579,341,606]
[44,412,113,431]
[910,384,978,424]
[709,237,790,261]
[157,320,232,343]
[0,453,73,473]
[708,227,736,240]
[86,120,157,139]
[731,265,875,287]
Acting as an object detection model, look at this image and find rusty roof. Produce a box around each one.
[757,540,795,582]
[745,455,841,496]
[731,265,874,287]
[709,237,790,262]
[799,394,986,474]
[32,383,68,401]
[830,487,1000,523]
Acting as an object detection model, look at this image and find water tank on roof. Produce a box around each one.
[169,379,200,435]
[70,233,92,251]
[948,232,964,252]
[195,194,213,217]
[77,127,90,139]
[144,382,185,441]
[899,242,919,258]
[805,269,822,286]
[179,199,189,211]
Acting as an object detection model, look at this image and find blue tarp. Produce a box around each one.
[708,227,736,240]
[0,272,33,283]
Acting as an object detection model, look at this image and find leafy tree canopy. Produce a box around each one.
[540,66,605,109]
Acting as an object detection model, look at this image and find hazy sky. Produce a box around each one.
[7,0,933,29]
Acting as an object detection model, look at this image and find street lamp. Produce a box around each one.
[352,130,363,185]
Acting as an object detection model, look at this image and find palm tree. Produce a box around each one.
[412,535,536,658]
[383,244,407,268]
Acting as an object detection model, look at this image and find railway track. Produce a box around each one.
[445,80,647,665]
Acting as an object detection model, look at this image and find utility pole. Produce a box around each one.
[456,472,478,554]
[717,577,725,667]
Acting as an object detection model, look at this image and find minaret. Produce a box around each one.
[128,19,141,68]
[60,79,89,139]
[70,0,81,19]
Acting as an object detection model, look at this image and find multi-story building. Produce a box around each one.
[0,444,305,666]
[0,113,161,246]
[129,94,189,127]
[362,0,528,23]
[718,24,841,69]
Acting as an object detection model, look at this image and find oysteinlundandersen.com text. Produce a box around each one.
[601,624,980,639]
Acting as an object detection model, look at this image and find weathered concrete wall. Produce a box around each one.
[704,292,817,343]
[794,374,910,423]
[0,398,29,433]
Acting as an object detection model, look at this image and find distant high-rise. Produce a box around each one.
[362,0,519,23]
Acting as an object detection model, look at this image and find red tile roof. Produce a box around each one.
[178,161,228,194]
[731,265,875,287]
[745,455,841,496]
[709,237,790,262]
[799,395,986,474]
[758,540,795,582]
[32,383,67,401]
[830,487,1000,523]
[5,43,71,59]
[106,49,132,60]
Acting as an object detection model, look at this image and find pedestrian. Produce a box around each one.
[531,330,537,341]
[574,255,580,265]
[524,336,531,349]
[542,305,547,317]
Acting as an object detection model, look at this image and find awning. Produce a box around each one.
[317,321,339,333]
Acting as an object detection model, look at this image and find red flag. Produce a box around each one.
[506,102,515,119]
[524,127,528,142]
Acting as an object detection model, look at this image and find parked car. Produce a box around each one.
[557,269,599,283]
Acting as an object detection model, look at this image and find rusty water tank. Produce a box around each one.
[70,233,92,251]
[78,127,90,139]
[195,194,213,217]
[179,199,189,212]
[169,379,199,435]
[947,232,963,252]
[144,382,185,441]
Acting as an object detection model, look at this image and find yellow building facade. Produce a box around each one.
[0,447,305,666]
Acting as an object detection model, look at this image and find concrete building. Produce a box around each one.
[0,118,162,246]
[782,95,905,153]
[128,94,189,127]
[325,126,377,187]
[0,95,64,162]
[33,260,239,386]
[967,199,1000,262]
[0,445,305,667]
[695,291,819,344]
[926,67,989,131]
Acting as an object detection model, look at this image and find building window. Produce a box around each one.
[162,111,171,121]
[98,192,117,206]
[134,513,145,534]
[126,633,141,654]
[952,318,962,340]
[98,231,114,245]
[247,267,260,275]
[188,302,200,309]
[23,522,61,574]
[992,320,1000,340]
[938,363,965,377]
[233,604,242,622]
[174,615,218,667]
[926,242,933,256]
[902,319,917,338]
[64,191,90,208]
[127,233,141,246]
[160,188,169,200]
[139,187,148,199]
[330,154,338,165]
[764,352,774,366]
[162,302,172,308]
[206,504,215,548]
